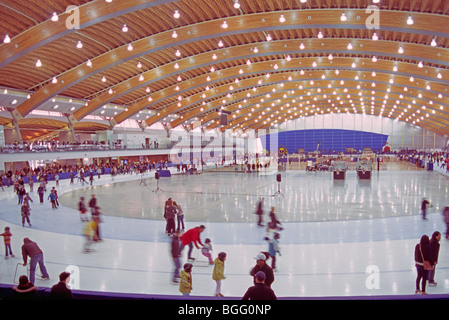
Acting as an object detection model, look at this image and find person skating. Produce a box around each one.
[179,225,205,261]
[21,238,50,285]
[212,252,227,297]
[428,231,441,286]
[414,235,432,294]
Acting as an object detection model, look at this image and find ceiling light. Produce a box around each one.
[407,15,414,25]
[266,34,272,41]
[340,13,347,21]
[233,0,240,9]
[279,15,286,23]
[173,10,180,19]
[218,40,224,47]
[372,33,378,41]
[299,43,305,50]
[221,21,228,29]
[52,77,58,84]
[175,49,181,57]
[35,59,42,67]
[398,46,404,54]
[137,61,142,68]
[172,31,178,38]
[127,43,133,51]
[418,61,423,68]
[317,31,323,38]
[122,24,128,32]
[3,34,10,43]
[347,43,353,50]
[86,59,92,67]
[51,12,58,22]
[431,38,437,47]
[102,76,107,82]
[76,40,83,48]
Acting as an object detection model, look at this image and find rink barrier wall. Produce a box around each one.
[260,129,389,154]
[1,283,448,300]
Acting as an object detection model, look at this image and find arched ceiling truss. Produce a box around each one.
[1,0,449,141]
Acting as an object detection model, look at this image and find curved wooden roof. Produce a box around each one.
[1,0,449,140]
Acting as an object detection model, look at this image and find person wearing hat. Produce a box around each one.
[242,271,277,300]
[250,252,274,288]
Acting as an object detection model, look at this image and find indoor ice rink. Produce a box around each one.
[0,160,448,299]
[1,0,449,303]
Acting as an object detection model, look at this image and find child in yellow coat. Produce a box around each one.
[212,252,227,297]
[179,263,193,296]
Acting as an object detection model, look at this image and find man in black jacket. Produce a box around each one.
[250,252,274,288]
[50,272,73,299]
[242,271,277,300]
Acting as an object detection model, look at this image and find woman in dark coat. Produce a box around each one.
[428,231,441,286]
[12,275,38,299]
[164,198,177,236]
[414,235,432,294]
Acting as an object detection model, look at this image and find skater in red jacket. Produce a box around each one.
[179,225,205,261]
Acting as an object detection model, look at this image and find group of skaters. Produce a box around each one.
[4,236,76,300]
[255,198,283,271]
[163,198,185,236]
[414,231,442,295]
[165,197,283,298]
[169,225,277,299]
[13,175,61,227]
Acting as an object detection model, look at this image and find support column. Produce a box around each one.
[10,109,23,143]
[67,114,78,142]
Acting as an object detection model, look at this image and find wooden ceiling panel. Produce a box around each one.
[1,0,449,140]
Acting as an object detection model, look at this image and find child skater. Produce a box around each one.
[1,226,14,259]
[212,252,227,297]
[267,232,281,272]
[179,263,193,296]
[201,238,214,264]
